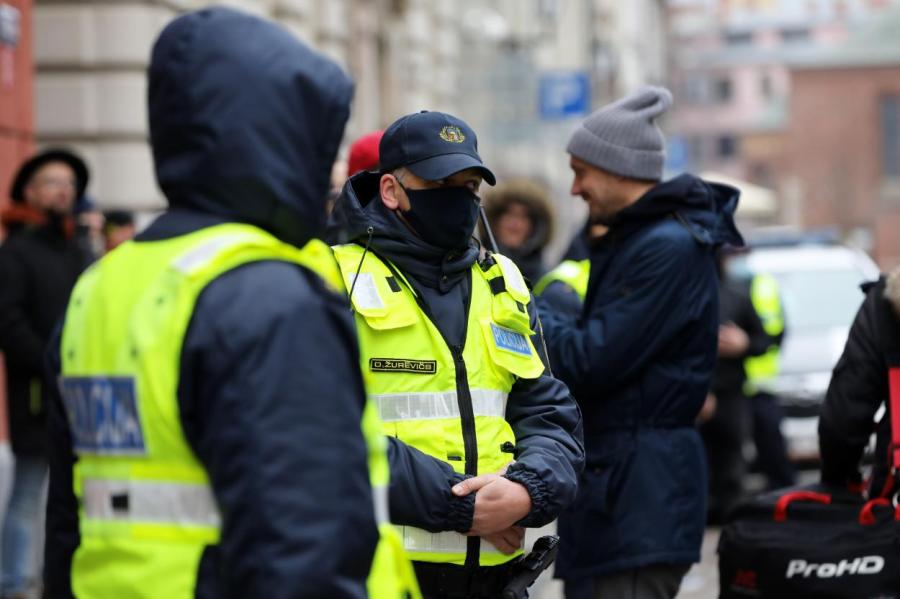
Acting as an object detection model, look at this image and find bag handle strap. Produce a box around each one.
[859,498,891,525]
[773,491,831,522]
[858,497,900,525]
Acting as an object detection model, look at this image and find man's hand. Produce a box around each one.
[718,322,750,357]
[697,393,717,424]
[452,474,532,536]
[482,526,525,554]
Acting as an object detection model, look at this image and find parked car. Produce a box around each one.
[729,242,880,463]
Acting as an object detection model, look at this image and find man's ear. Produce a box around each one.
[380,174,402,211]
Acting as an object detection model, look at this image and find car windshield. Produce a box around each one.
[772,269,868,331]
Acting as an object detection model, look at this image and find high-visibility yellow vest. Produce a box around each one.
[333,244,546,567]
[534,259,590,301]
[60,223,419,599]
[744,272,785,395]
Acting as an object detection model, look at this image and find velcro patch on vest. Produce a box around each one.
[490,322,532,356]
[59,376,147,455]
[369,358,437,375]
[350,273,385,310]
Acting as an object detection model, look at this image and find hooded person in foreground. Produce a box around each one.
[537,86,742,599]
[44,8,419,598]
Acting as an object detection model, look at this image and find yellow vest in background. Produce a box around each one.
[534,259,590,301]
[744,272,785,395]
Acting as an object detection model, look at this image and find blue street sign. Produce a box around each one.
[539,71,590,120]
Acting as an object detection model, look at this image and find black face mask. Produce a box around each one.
[398,183,481,251]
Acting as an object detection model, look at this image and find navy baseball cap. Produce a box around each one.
[379,111,496,185]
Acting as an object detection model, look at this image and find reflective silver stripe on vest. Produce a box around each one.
[172,233,255,274]
[401,526,516,555]
[82,478,221,528]
[373,483,390,526]
[372,389,508,422]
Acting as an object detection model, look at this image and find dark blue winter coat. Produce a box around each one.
[45,8,381,598]
[538,174,741,580]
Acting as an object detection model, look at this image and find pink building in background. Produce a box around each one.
[666,0,900,266]
[668,0,873,182]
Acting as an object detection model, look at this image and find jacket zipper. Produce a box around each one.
[383,260,481,566]
[449,341,481,569]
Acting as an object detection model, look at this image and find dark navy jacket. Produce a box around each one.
[539,174,741,579]
[334,171,585,534]
[45,8,380,598]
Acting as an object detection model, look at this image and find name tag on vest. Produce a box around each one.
[370,358,437,374]
[490,323,532,356]
[59,377,147,455]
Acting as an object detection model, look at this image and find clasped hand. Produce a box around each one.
[452,472,532,554]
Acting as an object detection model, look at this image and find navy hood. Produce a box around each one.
[613,173,743,248]
[148,7,353,247]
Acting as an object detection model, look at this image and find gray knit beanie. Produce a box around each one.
[567,86,673,181]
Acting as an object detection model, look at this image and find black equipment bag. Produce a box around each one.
[718,488,900,598]
[719,366,900,598]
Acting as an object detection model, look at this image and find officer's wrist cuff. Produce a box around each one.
[449,474,475,533]
[503,467,549,527]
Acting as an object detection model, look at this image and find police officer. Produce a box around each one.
[332,111,584,599]
[534,258,590,313]
[534,223,607,317]
[744,272,796,489]
[44,8,416,598]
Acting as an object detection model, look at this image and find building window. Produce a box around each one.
[683,75,707,104]
[689,136,705,164]
[389,0,407,15]
[780,28,810,44]
[724,31,754,46]
[760,74,772,99]
[881,95,900,179]
[750,163,774,188]
[713,77,733,104]
[716,135,738,158]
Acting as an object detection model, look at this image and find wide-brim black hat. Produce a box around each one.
[9,148,89,204]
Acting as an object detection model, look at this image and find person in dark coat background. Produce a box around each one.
[43,8,398,598]
[0,147,92,598]
[819,267,900,500]
[538,86,742,599]
[701,255,770,524]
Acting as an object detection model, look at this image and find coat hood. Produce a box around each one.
[334,170,479,291]
[613,173,743,248]
[148,7,353,247]
[482,178,554,280]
